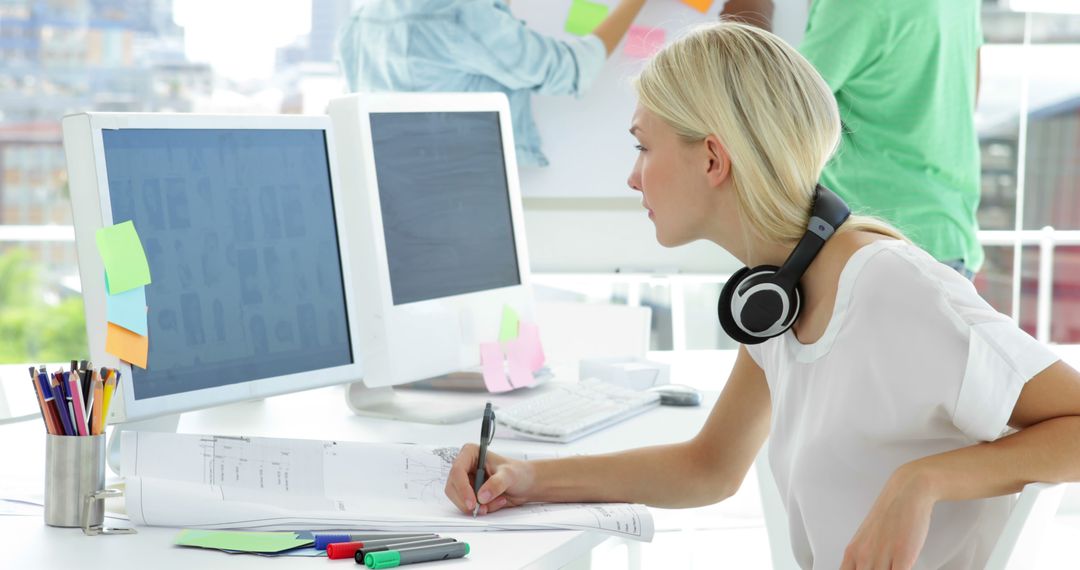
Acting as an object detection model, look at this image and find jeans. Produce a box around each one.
[942,259,975,281]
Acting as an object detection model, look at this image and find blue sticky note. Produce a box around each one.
[106,284,148,336]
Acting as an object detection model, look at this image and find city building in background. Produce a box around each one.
[0,0,1078,361]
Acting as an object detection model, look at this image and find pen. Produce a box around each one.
[314,533,436,551]
[472,402,495,517]
[363,542,469,569]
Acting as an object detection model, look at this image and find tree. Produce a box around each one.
[0,248,89,363]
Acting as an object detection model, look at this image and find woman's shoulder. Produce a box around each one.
[833,234,1001,326]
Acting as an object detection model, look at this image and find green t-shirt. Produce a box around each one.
[799,0,984,271]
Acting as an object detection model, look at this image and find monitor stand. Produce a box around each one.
[345,367,553,425]
[106,413,180,475]
[345,381,487,425]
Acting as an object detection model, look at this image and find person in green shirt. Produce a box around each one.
[721,0,984,277]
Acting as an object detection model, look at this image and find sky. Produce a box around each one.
[172,0,313,81]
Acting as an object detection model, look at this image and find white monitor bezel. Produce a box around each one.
[327,93,534,388]
[62,112,365,423]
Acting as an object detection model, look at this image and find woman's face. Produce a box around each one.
[627,104,731,248]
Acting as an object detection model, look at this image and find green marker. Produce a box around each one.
[365,542,469,568]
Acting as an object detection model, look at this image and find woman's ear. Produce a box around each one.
[704,134,731,188]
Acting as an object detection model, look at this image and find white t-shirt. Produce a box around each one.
[745,240,1060,570]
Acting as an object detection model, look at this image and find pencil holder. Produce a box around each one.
[44,433,105,527]
[43,434,134,535]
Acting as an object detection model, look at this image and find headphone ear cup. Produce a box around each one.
[718,265,801,345]
[717,266,761,345]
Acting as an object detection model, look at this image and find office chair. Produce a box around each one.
[754,441,1066,570]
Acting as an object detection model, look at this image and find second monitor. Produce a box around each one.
[328,92,535,416]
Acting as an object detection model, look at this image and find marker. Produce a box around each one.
[324,535,444,556]
[314,533,436,551]
[364,542,469,569]
[354,538,457,563]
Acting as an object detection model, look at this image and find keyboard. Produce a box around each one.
[496,377,661,443]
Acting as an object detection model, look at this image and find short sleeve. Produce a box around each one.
[954,321,1060,442]
[797,0,886,93]
[744,342,765,369]
[843,243,1060,444]
[456,2,606,97]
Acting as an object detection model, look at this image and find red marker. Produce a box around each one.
[326,541,365,560]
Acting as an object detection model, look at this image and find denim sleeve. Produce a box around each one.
[456,2,606,97]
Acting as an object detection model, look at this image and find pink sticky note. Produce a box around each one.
[505,338,538,389]
[624,25,666,59]
[480,342,514,393]
[517,322,546,373]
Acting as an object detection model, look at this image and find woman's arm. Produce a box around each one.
[842,359,1080,569]
[914,360,1080,499]
[445,345,771,513]
[592,0,649,55]
[719,0,774,31]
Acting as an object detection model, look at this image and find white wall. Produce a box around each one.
[522,197,743,274]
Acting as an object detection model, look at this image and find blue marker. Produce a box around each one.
[313,533,435,550]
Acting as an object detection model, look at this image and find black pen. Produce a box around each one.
[472,402,495,517]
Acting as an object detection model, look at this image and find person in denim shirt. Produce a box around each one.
[338,0,648,167]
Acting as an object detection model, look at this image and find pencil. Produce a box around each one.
[91,378,104,435]
[30,375,57,435]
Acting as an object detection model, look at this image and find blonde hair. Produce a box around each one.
[633,21,907,252]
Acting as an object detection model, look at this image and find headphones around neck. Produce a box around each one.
[717,184,851,345]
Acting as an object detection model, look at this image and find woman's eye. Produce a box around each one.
[634,144,646,152]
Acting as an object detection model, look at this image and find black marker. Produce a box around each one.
[364,542,469,568]
[354,538,457,564]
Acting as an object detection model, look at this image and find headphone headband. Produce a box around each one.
[771,185,851,291]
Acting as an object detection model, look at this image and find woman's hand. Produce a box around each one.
[444,443,536,515]
[841,465,938,570]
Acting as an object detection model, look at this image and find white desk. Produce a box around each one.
[0,351,730,570]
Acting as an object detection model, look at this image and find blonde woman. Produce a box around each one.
[444,22,1080,569]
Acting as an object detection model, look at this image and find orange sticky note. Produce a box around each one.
[682,0,714,13]
[106,322,148,369]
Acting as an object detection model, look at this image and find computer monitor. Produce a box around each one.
[327,93,535,420]
[62,113,365,466]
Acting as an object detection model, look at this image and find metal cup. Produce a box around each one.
[44,433,105,528]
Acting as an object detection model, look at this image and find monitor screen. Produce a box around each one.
[369,112,521,306]
[103,129,353,400]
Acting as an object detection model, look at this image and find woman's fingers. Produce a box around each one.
[444,444,480,513]
[477,465,514,506]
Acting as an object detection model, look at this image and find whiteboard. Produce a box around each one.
[511,0,808,197]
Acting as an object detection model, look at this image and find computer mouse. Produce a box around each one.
[648,384,702,407]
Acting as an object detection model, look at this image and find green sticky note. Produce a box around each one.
[565,0,609,37]
[498,305,520,342]
[174,529,313,553]
[95,221,151,295]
